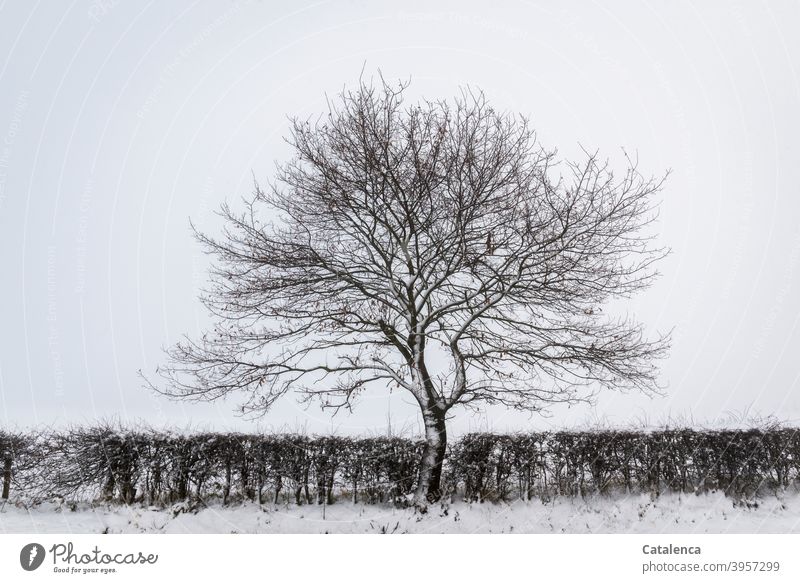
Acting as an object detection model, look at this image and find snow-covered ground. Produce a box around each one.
[3,492,800,534]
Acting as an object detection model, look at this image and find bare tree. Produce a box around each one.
[149,77,670,509]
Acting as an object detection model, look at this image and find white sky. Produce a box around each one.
[1,0,799,436]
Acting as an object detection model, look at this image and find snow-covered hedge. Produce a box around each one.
[447,429,800,501]
[2,426,798,505]
[0,426,423,506]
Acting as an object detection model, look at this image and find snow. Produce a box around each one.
[3,492,800,534]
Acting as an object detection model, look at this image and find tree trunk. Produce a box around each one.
[223,462,231,505]
[120,479,135,504]
[304,473,312,504]
[326,474,335,506]
[103,469,116,501]
[2,457,12,500]
[413,405,447,509]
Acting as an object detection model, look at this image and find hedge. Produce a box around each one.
[1,425,798,505]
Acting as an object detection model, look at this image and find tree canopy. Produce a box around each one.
[150,78,670,505]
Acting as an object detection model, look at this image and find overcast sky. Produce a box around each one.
[1,0,799,436]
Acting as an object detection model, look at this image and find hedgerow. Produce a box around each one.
[1,425,798,506]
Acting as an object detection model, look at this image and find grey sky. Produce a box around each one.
[1,0,799,436]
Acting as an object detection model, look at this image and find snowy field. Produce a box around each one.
[3,492,800,534]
